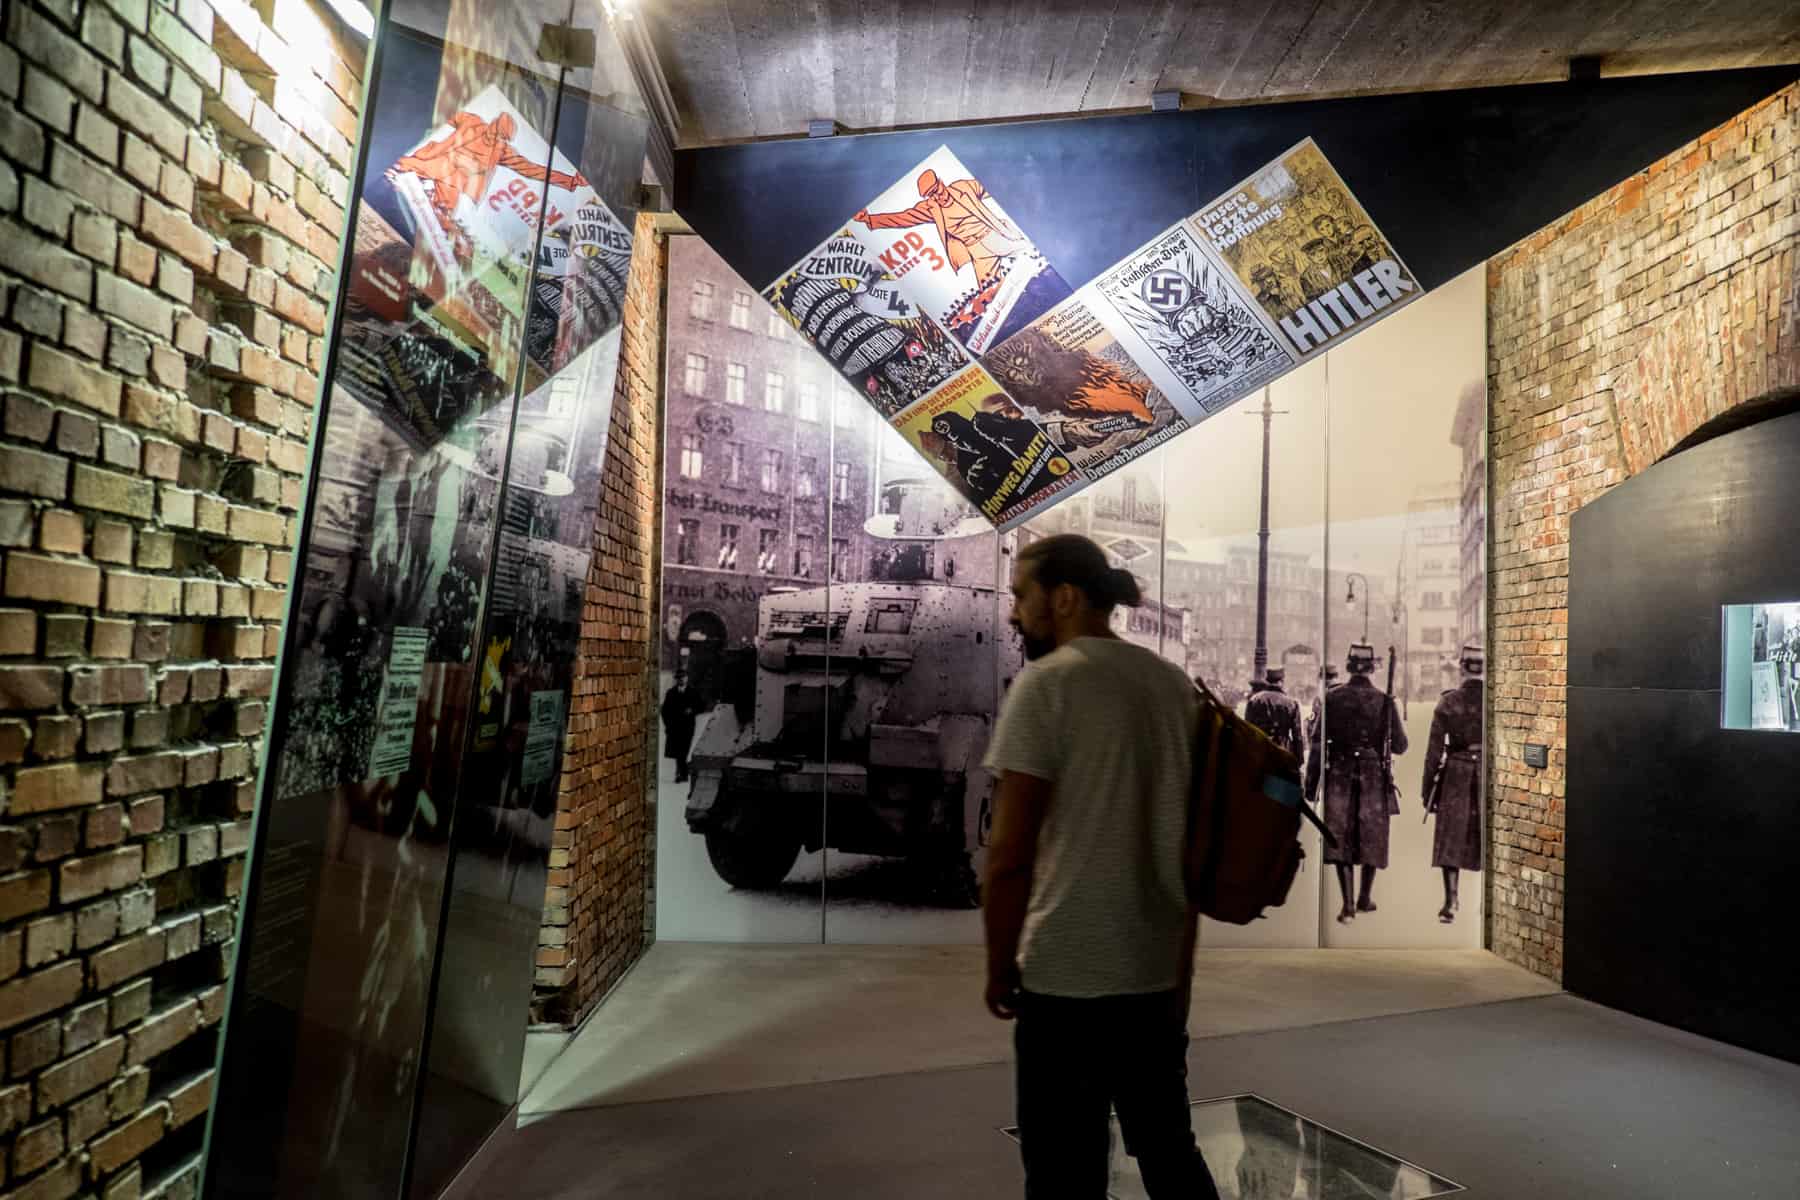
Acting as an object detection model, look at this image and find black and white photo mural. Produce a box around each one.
[658,235,1484,951]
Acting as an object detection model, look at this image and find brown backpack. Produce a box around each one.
[1184,679,1328,924]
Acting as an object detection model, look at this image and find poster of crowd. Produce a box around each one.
[1188,138,1420,358]
[763,228,969,417]
[891,365,1082,526]
[1093,224,1293,417]
[850,146,1071,354]
[983,291,1190,477]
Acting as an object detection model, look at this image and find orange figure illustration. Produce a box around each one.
[390,110,589,257]
[855,169,1030,291]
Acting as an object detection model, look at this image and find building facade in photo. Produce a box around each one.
[661,237,880,701]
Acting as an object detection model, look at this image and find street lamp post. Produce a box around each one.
[1248,389,1285,684]
[1344,571,1371,643]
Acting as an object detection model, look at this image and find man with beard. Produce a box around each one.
[982,534,1219,1200]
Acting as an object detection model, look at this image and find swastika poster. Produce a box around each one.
[1092,224,1293,418]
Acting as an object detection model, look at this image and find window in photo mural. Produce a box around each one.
[207,2,645,1195]
[1313,266,1486,949]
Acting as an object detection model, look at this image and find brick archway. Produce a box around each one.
[1484,82,1800,982]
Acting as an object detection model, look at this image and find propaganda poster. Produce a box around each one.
[764,229,969,418]
[849,146,1070,354]
[984,291,1188,478]
[1188,138,1420,357]
[1094,223,1292,418]
[891,365,1081,527]
[386,84,600,387]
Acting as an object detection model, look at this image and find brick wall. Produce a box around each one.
[0,0,362,1193]
[532,215,666,1028]
[1486,83,1799,981]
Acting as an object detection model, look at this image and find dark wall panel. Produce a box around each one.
[676,67,1799,296]
[1566,409,1800,1064]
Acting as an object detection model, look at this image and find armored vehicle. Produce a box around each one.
[683,478,1013,906]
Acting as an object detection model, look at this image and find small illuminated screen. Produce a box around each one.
[1722,603,1800,732]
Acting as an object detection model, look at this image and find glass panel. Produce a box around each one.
[1147,368,1327,950]
[656,236,823,942]
[1315,267,1485,947]
[1005,1093,1463,1199]
[206,0,577,1194]
[823,403,996,943]
[405,4,650,1193]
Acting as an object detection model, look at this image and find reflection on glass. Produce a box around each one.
[209,0,645,1193]
[1005,1094,1461,1200]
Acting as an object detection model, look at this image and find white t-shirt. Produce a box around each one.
[983,636,1198,998]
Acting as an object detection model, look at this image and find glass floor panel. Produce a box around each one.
[1003,1093,1463,1199]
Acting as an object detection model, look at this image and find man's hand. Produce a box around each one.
[853,208,870,223]
[985,962,1022,1021]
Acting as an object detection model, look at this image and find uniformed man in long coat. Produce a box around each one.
[1306,664,1339,745]
[660,672,701,783]
[1422,644,1484,923]
[1245,666,1304,763]
[1305,644,1407,923]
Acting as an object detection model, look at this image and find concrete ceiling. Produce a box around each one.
[639,0,1800,146]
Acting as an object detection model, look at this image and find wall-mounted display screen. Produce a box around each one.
[1722,603,1800,731]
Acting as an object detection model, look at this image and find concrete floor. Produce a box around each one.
[450,993,1800,1200]
[518,943,1558,1115]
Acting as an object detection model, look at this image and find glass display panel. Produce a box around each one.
[1722,603,1800,731]
[1005,1093,1463,1199]
[205,0,644,1193]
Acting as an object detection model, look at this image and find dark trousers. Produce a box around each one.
[1013,989,1220,1200]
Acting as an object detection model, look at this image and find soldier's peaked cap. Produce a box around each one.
[1347,643,1377,670]
[1264,666,1285,682]
[1460,643,1485,673]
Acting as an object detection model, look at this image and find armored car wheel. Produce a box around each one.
[704,826,802,890]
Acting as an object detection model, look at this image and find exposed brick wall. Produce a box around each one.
[532,214,666,1027]
[0,0,362,1193]
[1486,82,1799,981]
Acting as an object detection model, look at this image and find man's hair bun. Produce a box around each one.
[1108,567,1143,608]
